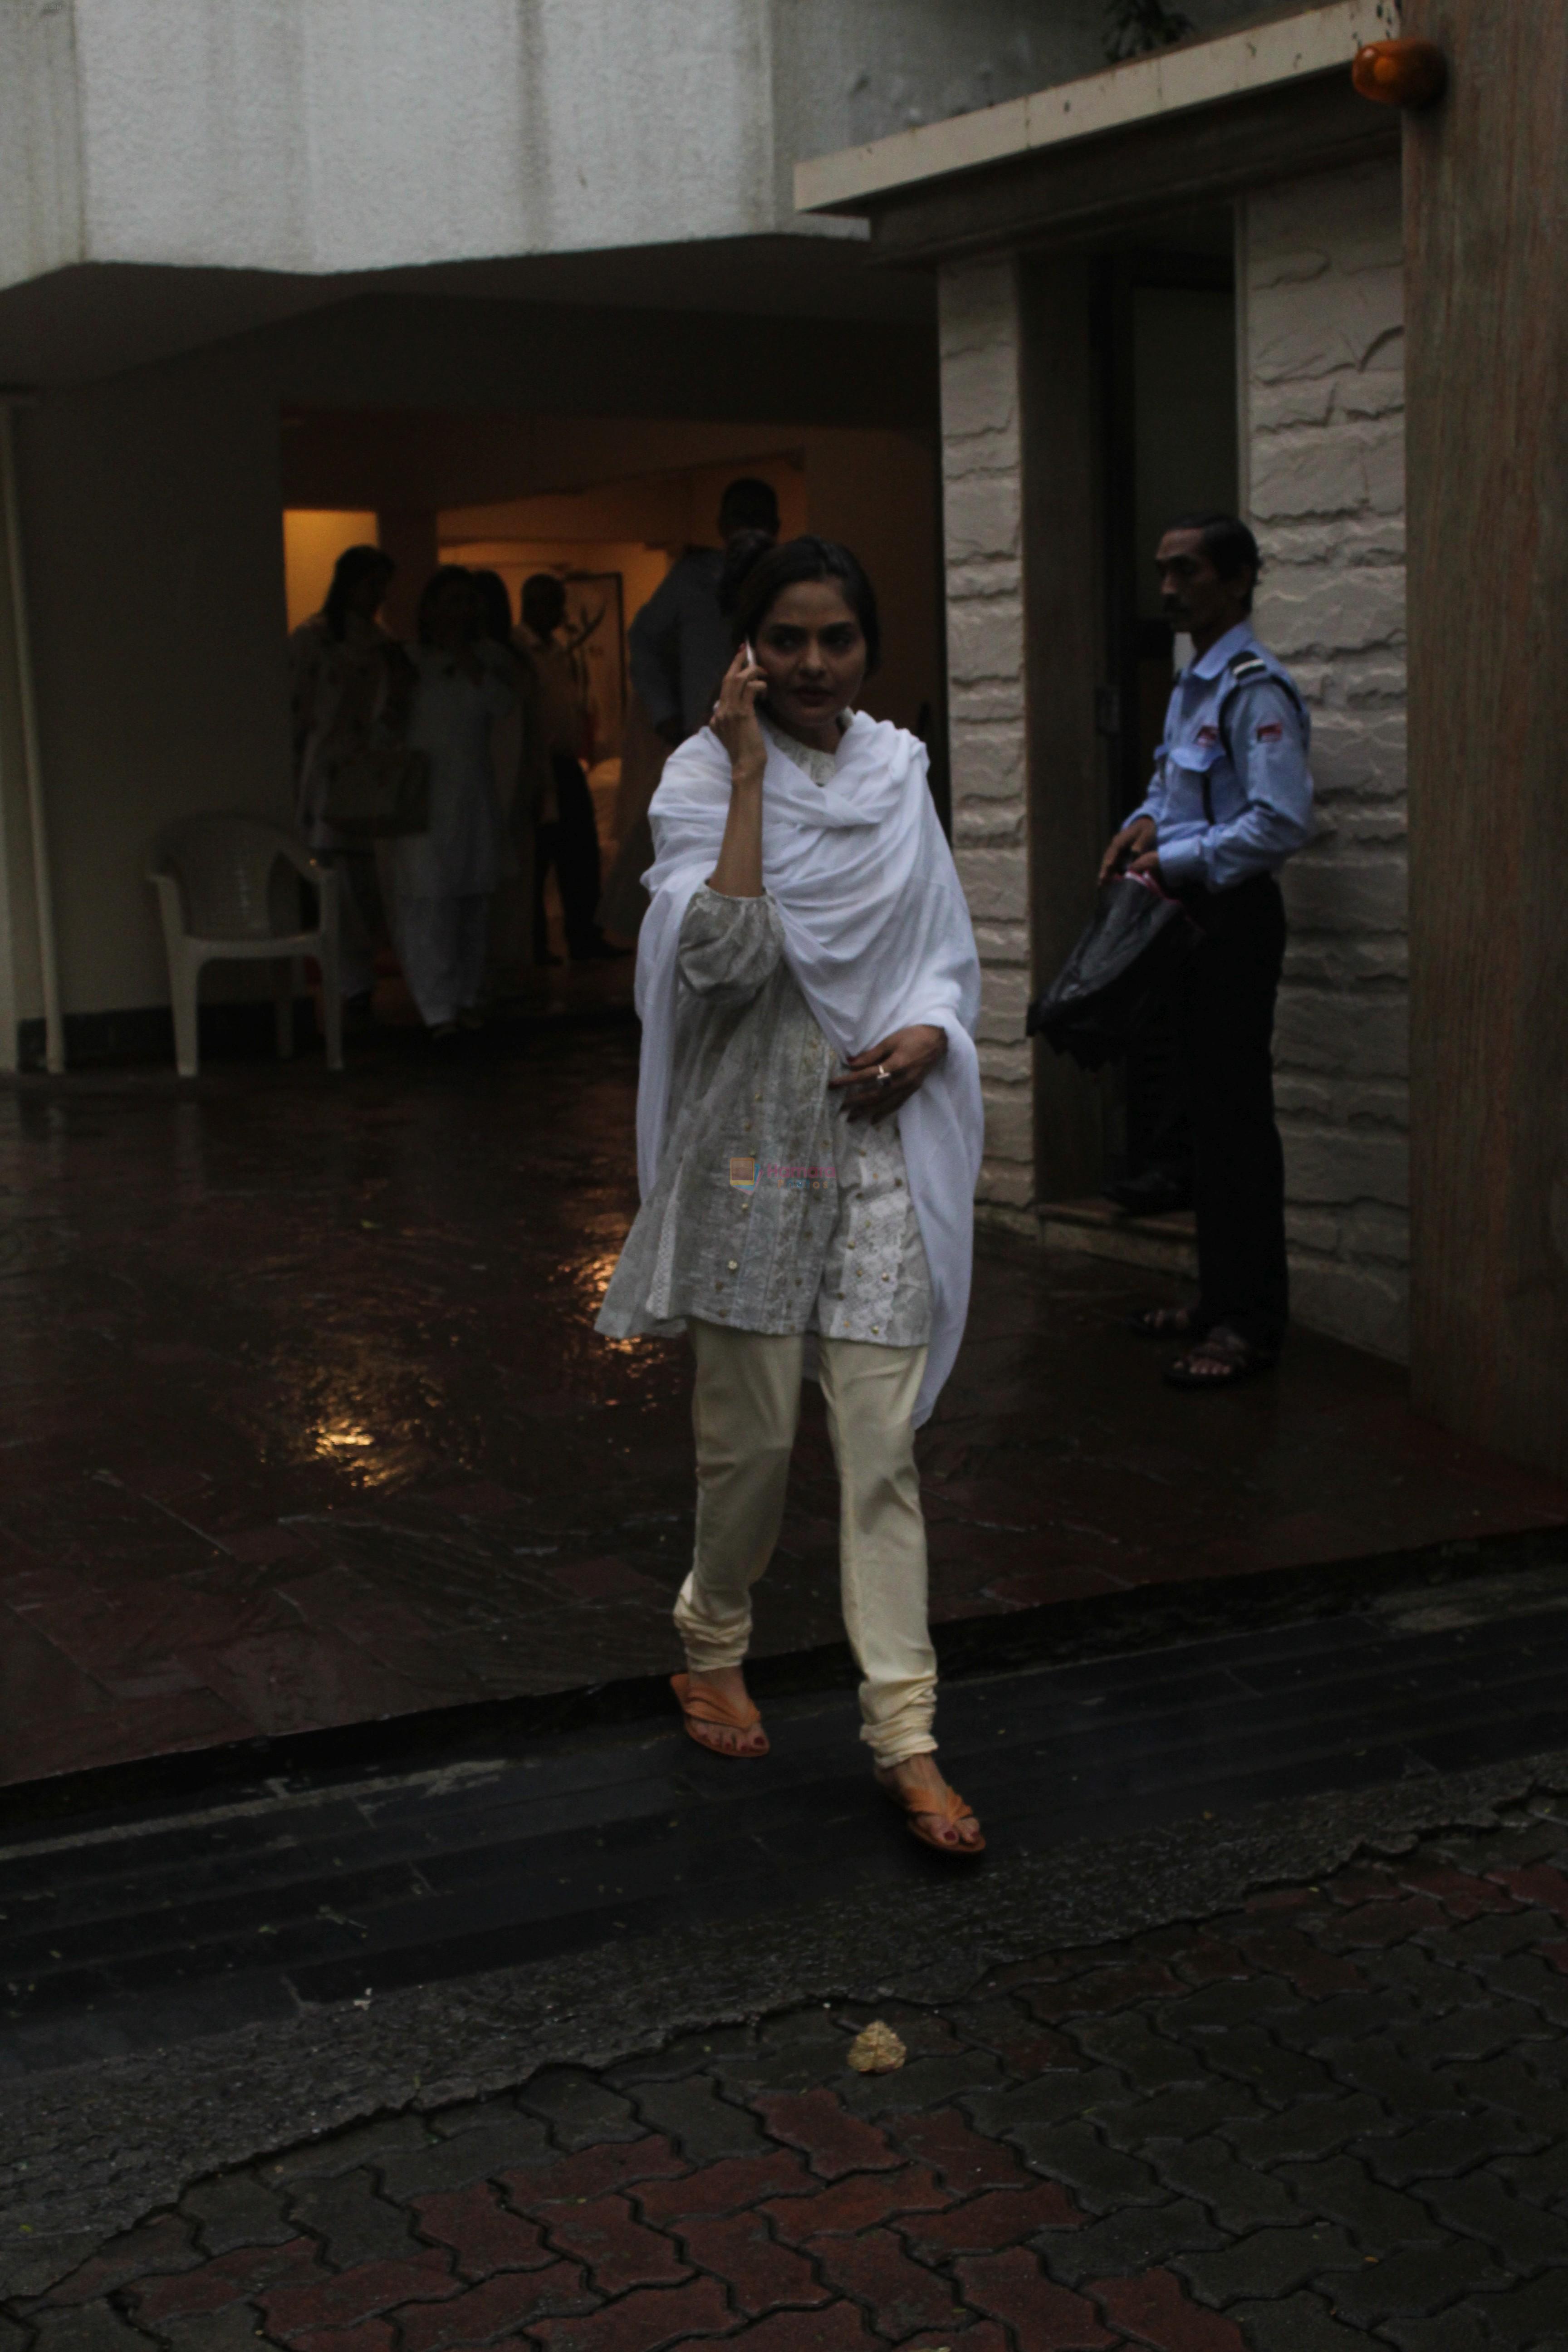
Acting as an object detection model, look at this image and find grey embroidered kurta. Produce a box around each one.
[597,730,932,1349]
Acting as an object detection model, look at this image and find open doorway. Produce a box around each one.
[1097,230,1238,1200]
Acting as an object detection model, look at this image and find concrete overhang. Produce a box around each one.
[795,0,1403,262]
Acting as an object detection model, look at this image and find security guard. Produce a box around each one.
[1100,511,1314,1388]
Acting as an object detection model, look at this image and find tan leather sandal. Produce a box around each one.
[876,1768,986,1857]
[670,1671,769,1758]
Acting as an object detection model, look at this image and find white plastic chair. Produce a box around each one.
[146,816,342,1079]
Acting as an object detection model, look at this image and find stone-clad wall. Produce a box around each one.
[1245,158,1409,1358]
[938,260,1034,1211]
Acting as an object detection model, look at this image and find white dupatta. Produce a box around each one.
[634,712,983,1426]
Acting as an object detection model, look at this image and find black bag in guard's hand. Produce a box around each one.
[1027,873,1201,1070]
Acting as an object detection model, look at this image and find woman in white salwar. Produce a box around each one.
[386,567,514,1039]
[596,539,986,1854]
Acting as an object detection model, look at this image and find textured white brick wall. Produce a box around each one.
[1246,157,1409,1359]
[939,260,1034,1210]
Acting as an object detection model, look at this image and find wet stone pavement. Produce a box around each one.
[10,1803,1568,2352]
[3,1020,1566,1789]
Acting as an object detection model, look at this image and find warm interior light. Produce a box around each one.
[1352,39,1446,109]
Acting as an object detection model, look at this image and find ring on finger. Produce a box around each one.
[875,1064,891,1084]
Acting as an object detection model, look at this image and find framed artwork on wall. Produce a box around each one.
[563,573,625,764]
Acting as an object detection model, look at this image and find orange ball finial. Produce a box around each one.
[1352,38,1447,108]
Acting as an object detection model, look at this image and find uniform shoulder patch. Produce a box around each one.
[1227,653,1271,683]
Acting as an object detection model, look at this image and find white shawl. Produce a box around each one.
[635,712,984,1426]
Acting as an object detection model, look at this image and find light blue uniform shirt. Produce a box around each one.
[1131,621,1315,893]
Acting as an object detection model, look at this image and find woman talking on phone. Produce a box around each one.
[596,538,985,1854]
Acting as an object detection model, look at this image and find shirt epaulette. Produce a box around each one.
[1226,652,1272,684]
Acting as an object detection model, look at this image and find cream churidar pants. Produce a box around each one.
[673,1319,936,1766]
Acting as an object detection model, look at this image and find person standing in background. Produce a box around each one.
[628,478,781,750]
[518,572,619,962]
[470,569,551,998]
[289,544,408,1026]
[385,567,513,1039]
[602,486,779,942]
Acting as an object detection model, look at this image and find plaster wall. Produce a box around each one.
[1245,157,1409,1359]
[0,0,1259,301]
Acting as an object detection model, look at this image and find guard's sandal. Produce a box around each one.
[1163,1325,1275,1390]
[671,1672,769,1758]
[1127,1304,1196,1340]
[875,1768,986,1857]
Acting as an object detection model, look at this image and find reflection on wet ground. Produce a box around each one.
[2,1018,1565,1788]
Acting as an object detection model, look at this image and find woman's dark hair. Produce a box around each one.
[733,536,881,675]
[716,529,776,617]
[1164,511,1261,611]
[323,544,393,642]
[469,567,516,644]
[416,564,477,646]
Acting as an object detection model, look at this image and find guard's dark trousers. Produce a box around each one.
[1174,873,1289,1355]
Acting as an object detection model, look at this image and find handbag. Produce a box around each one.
[320,737,431,838]
[1027,872,1201,1070]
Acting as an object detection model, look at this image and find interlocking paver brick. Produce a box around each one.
[1312,2038,1470,2118]
[1352,2109,1543,2186]
[1195,2028,1342,2108]
[1266,1989,1421,2048]
[412,2184,554,2277]
[964,2068,1132,2137]
[1418,2161,1568,2265]
[892,2108,1032,2193]
[628,2079,768,2163]
[394,2262,592,2352]
[517,2073,643,2153]
[379,2116,555,2199]
[1391,2005,1536,2065]
[806,2228,965,2335]
[282,2174,417,2267]
[1173,2223,1361,2305]
[25,2313,162,2352]
[1157,1980,1296,2037]
[1425,2268,1568,2344]
[526,2275,731,2352]
[991,2119,1166,2212]
[1144,2135,1302,2230]
[946,1999,1078,2072]
[160,2308,299,2352]
[287,2320,395,2352]
[1230,1928,1363,2000]
[1092,2265,1249,2350]
[1445,2054,1568,2131]
[1374,2310,1493,2352]
[502,2137,687,2210]
[130,2240,327,2323]
[751,2091,900,2181]
[260,2250,459,2337]
[1488,1863,1568,1920]
[1398,1868,1519,1921]
[1041,2198,1227,2290]
[1026,1960,1186,2021]
[673,2211,827,2314]
[1230,2289,1384,2350]
[535,2195,690,2293]
[1359,1943,1476,2009]
[1491,2142,1568,2207]
[1223,2095,1387,2166]
[635,2151,811,2222]
[1096,2081,1268,2151]
[1310,2237,1510,2325]
[1273,2156,1442,2254]
[760,2165,950,2243]
[955,2249,1114,2350]
[267,2123,432,2185]
[1070,2014,1208,2093]
[900,2180,1084,2254]
[181,2172,295,2258]
[1467,1949,1568,2025]
[662,2306,876,2352]
[34,2215,201,2305]
[843,2051,1005,2116]
[1317,1897,1449,1950]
